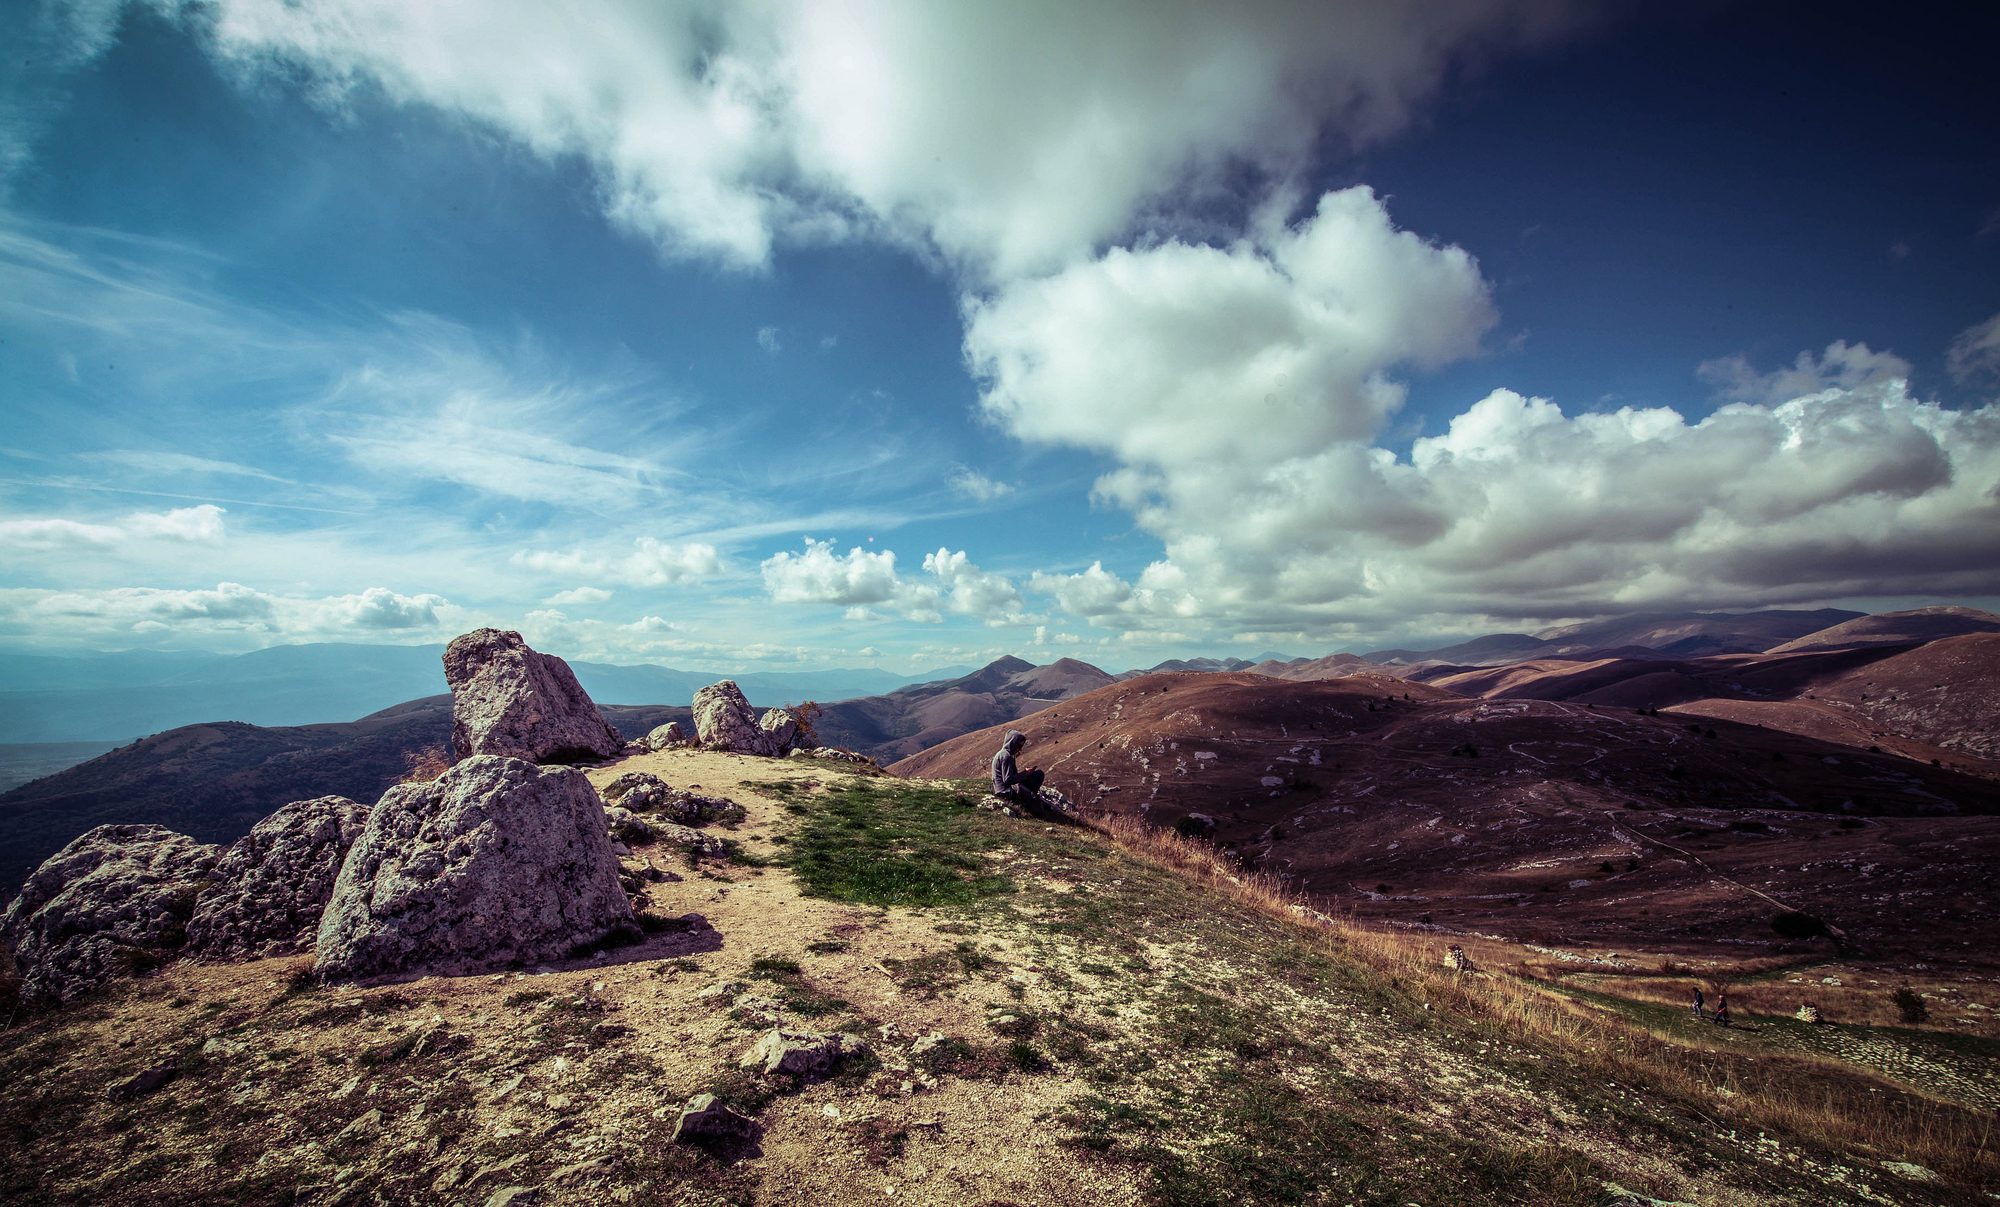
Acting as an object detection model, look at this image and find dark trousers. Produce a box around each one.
[1007,769,1044,798]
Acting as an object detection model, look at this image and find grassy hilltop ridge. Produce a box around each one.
[0,753,1993,1205]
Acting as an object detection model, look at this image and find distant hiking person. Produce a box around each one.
[1691,987,1704,1020]
[991,730,1044,802]
[1713,990,1731,1027]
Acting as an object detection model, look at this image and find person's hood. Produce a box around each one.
[1001,730,1026,753]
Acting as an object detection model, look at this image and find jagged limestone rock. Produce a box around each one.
[313,755,635,981]
[655,822,729,861]
[791,746,875,767]
[2,824,221,1006]
[185,795,372,961]
[603,770,744,825]
[690,681,776,755]
[739,1027,869,1077]
[602,771,669,809]
[603,805,652,843]
[757,707,799,753]
[444,628,623,763]
[644,721,691,750]
[670,1093,755,1144]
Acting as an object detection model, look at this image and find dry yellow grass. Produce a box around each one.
[397,742,454,784]
[1083,807,2000,1189]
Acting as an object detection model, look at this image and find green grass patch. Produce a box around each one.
[782,779,1017,908]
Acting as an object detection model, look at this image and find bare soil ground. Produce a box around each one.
[2,748,1994,1205]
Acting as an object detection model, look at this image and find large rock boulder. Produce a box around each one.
[443,628,623,763]
[691,681,777,755]
[185,796,372,961]
[313,756,636,981]
[2,824,221,1007]
[758,708,800,753]
[645,721,692,751]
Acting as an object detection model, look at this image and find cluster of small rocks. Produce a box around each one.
[601,771,745,826]
[787,746,876,767]
[975,786,1083,823]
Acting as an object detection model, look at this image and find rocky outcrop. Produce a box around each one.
[2,824,221,1006]
[790,746,867,764]
[185,796,372,961]
[739,1027,869,1077]
[603,805,652,843]
[443,628,623,763]
[313,756,636,981]
[645,721,692,750]
[691,681,779,755]
[670,1093,756,1144]
[601,771,745,825]
[758,708,800,753]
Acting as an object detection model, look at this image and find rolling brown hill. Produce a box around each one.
[1765,605,2000,653]
[809,656,1116,762]
[1401,634,2000,765]
[891,671,2000,970]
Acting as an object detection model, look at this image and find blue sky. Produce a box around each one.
[2,0,1997,673]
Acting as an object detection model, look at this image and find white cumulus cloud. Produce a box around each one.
[514,538,722,587]
[762,538,1024,624]
[3,581,456,640]
[761,539,902,607]
[979,189,2000,633]
[0,504,227,550]
[965,187,1495,476]
[170,0,1591,277]
[545,586,615,606]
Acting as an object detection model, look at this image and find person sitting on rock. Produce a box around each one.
[991,730,1044,803]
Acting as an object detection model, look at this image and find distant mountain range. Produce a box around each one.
[0,697,687,896]
[0,642,971,744]
[4,604,1996,898]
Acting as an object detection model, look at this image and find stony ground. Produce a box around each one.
[0,747,1992,1206]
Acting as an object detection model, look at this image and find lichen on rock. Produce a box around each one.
[185,795,371,961]
[691,681,783,755]
[443,627,624,763]
[313,755,636,981]
[2,823,221,1006]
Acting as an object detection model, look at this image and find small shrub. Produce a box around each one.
[1891,986,1929,1025]
[1005,1042,1046,1071]
[399,743,454,784]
